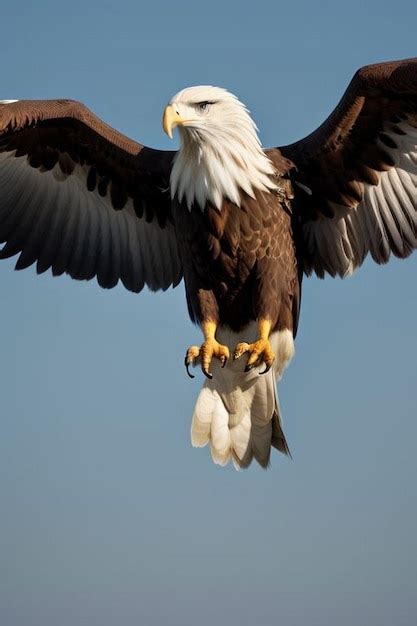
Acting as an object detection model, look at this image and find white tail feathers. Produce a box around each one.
[191,324,295,470]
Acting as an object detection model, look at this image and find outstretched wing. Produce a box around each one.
[0,99,182,292]
[278,58,417,278]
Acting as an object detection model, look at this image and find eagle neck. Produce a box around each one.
[170,126,277,211]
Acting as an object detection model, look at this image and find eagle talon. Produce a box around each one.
[260,363,272,375]
[185,337,229,379]
[233,342,249,360]
[184,358,195,379]
[234,338,275,374]
[184,345,201,379]
[203,368,213,380]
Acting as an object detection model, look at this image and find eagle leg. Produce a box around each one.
[233,319,275,375]
[184,321,230,380]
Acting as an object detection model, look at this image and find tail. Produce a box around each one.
[190,323,295,469]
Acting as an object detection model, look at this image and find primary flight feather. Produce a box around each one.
[0,57,416,469]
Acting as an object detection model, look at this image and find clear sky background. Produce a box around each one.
[0,1,416,625]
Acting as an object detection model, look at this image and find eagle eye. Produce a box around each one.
[196,101,212,114]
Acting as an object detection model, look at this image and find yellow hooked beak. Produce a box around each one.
[162,104,186,139]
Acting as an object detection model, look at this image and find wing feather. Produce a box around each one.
[277,58,417,277]
[0,100,182,292]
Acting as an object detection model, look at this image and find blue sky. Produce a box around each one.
[0,1,416,625]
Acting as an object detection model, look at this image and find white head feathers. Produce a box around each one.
[167,86,276,210]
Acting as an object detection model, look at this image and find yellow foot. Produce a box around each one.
[185,339,230,380]
[233,338,275,374]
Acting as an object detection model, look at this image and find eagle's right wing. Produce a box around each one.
[0,99,182,292]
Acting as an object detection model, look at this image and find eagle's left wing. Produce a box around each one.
[277,57,417,278]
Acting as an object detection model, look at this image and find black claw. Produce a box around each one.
[221,356,228,368]
[203,368,213,380]
[184,358,195,379]
[244,363,254,373]
[260,362,272,375]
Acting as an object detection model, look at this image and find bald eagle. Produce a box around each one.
[0,58,416,469]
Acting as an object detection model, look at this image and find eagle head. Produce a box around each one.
[162,86,276,211]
